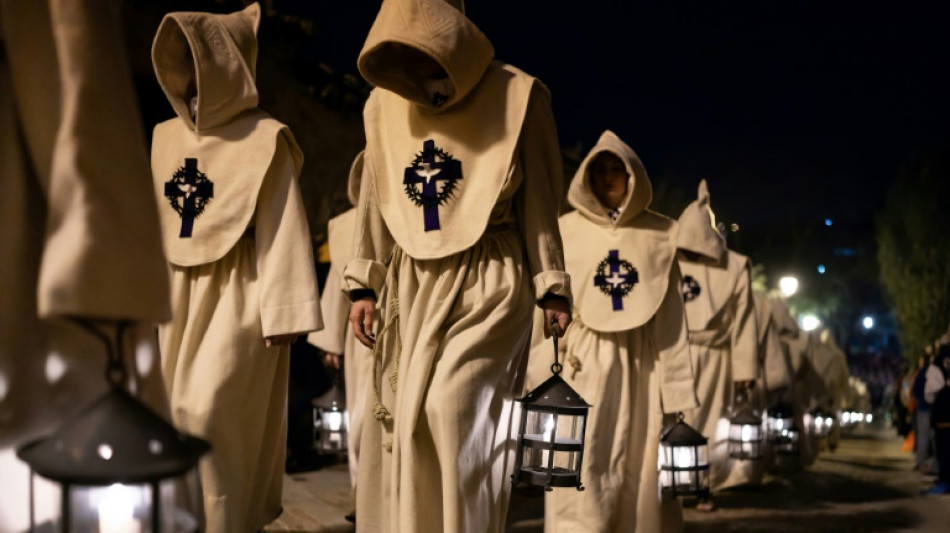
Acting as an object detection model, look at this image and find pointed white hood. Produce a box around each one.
[568,130,652,226]
[357,0,494,111]
[152,3,261,132]
[677,179,726,261]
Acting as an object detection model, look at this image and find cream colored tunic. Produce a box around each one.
[677,181,758,490]
[531,131,696,533]
[346,3,571,532]
[151,6,322,532]
[308,208,374,493]
[0,0,170,529]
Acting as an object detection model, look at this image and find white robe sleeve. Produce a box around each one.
[307,267,347,355]
[515,86,572,306]
[342,149,393,296]
[654,262,698,413]
[730,263,759,382]
[255,134,323,337]
[26,0,171,321]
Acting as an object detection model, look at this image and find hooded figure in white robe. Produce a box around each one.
[308,151,374,497]
[529,130,696,533]
[677,180,759,492]
[768,295,818,468]
[752,291,793,404]
[801,329,849,451]
[150,4,323,531]
[342,1,573,531]
[0,0,172,529]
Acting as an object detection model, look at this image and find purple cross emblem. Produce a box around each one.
[593,250,639,311]
[165,158,214,238]
[403,140,463,232]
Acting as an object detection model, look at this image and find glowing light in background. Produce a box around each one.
[862,316,874,330]
[800,314,821,331]
[779,276,799,297]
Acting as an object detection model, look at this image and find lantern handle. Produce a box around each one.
[73,318,131,387]
[551,322,562,375]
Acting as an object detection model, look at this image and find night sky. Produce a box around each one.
[313,0,950,230]
[140,0,950,339]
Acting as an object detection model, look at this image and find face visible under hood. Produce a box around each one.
[358,0,494,111]
[677,179,726,260]
[567,130,653,226]
[152,3,260,132]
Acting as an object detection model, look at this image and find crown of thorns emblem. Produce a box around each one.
[682,275,702,302]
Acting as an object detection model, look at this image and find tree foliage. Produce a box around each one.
[877,149,950,361]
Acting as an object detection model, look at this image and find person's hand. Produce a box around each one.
[324,353,342,370]
[349,297,377,348]
[542,297,571,338]
[265,333,298,347]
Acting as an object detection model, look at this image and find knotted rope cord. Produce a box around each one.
[371,247,404,451]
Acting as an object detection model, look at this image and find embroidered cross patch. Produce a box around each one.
[593,250,639,311]
[165,158,213,238]
[403,140,462,232]
[682,275,702,302]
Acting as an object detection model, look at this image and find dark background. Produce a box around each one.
[131,0,950,367]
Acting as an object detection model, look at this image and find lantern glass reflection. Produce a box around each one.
[766,403,799,455]
[313,398,348,453]
[728,407,763,460]
[512,336,590,492]
[809,408,835,438]
[24,470,203,532]
[658,414,710,498]
[520,410,584,476]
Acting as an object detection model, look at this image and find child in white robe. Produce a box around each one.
[532,130,696,533]
[150,4,322,531]
[677,180,758,509]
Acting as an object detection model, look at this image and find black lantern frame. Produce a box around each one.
[658,413,710,498]
[766,402,799,455]
[312,372,348,454]
[727,406,764,461]
[16,321,209,533]
[512,334,590,491]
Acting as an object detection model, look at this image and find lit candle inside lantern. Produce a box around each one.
[326,411,343,431]
[740,424,753,442]
[97,484,142,533]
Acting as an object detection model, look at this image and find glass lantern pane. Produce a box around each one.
[314,406,349,453]
[56,474,202,533]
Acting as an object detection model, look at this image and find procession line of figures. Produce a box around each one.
[0,1,862,532]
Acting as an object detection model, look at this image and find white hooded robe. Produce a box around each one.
[531,131,696,533]
[0,0,172,529]
[150,5,322,531]
[308,152,374,494]
[343,2,572,532]
[677,180,759,491]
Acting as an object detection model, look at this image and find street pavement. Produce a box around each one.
[265,424,950,532]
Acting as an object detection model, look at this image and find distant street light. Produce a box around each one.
[817,264,826,274]
[862,316,874,330]
[801,314,821,331]
[779,276,799,297]
[825,218,833,227]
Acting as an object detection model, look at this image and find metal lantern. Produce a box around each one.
[16,322,209,533]
[727,406,764,461]
[839,407,861,430]
[766,402,799,455]
[312,378,348,454]
[808,407,835,439]
[512,335,590,491]
[658,413,710,498]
